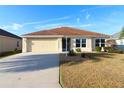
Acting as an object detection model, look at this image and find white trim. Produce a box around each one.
[58,38,62,52]
[81,38,87,47]
[65,36,68,56]
[22,38,27,53]
[62,35,109,38]
[22,35,64,38]
[22,35,109,38]
[65,37,68,52]
[75,38,86,48]
[95,38,105,47]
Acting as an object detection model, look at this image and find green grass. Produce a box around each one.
[0,50,22,59]
[60,53,124,88]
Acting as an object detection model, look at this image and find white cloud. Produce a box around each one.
[0,16,70,31]
[35,24,61,30]
[34,23,69,30]
[80,23,96,27]
[22,16,70,25]
[81,7,99,13]
[12,23,23,30]
[76,18,80,24]
[86,12,90,20]
[0,23,23,30]
[80,6,112,13]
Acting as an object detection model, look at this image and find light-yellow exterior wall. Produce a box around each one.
[22,37,95,53]
[70,37,93,52]
[0,35,22,53]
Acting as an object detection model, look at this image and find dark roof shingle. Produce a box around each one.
[0,29,21,39]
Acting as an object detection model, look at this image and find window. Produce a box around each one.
[95,39,105,47]
[76,38,86,48]
[17,41,19,47]
[76,39,80,47]
[101,39,105,47]
[82,39,86,47]
[95,39,100,47]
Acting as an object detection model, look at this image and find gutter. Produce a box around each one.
[21,35,110,38]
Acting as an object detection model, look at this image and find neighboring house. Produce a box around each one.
[111,32,124,51]
[0,29,22,54]
[22,27,109,53]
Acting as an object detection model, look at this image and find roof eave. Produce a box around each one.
[21,35,64,38]
[22,35,110,38]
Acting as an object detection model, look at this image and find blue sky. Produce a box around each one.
[0,5,124,36]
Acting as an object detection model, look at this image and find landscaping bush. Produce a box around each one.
[95,46,101,52]
[75,48,81,53]
[104,47,113,52]
[14,48,18,51]
[104,47,124,54]
[68,49,76,56]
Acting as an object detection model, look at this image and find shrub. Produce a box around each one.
[95,46,101,52]
[104,47,113,52]
[14,48,18,52]
[81,53,86,58]
[104,47,124,54]
[68,49,76,56]
[75,48,81,53]
[119,50,123,54]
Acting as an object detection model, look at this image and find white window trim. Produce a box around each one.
[76,38,86,48]
[81,39,86,47]
[95,38,105,47]
[76,38,81,48]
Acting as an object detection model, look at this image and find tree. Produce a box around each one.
[119,27,124,39]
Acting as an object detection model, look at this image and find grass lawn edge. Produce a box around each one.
[0,51,22,59]
[59,61,64,88]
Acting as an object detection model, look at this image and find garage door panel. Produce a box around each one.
[27,38,58,52]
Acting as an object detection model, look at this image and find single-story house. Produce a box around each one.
[22,27,110,53]
[0,29,22,54]
[110,32,124,51]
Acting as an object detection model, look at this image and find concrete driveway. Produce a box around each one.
[0,53,61,88]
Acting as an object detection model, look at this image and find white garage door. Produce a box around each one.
[27,38,59,53]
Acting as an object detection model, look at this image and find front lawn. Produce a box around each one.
[0,50,22,59]
[60,53,124,88]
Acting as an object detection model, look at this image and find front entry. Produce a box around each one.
[62,38,71,51]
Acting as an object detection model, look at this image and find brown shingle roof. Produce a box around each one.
[24,27,110,38]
